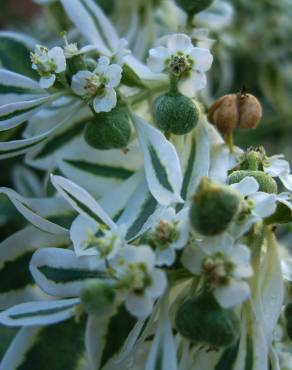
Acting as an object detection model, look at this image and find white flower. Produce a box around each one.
[264,154,292,191]
[147,33,213,96]
[111,246,167,318]
[31,45,66,88]
[148,207,190,267]
[71,56,122,113]
[182,240,253,308]
[63,43,96,59]
[70,215,126,260]
[231,176,277,219]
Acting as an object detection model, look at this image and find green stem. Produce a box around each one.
[224,132,234,153]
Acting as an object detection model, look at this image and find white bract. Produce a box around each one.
[147,33,213,96]
[264,154,292,191]
[71,56,122,113]
[31,45,66,88]
[111,245,167,318]
[182,240,253,308]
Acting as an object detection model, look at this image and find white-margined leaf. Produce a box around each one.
[30,248,108,297]
[185,117,210,200]
[0,94,59,132]
[132,114,183,206]
[60,0,119,54]
[0,319,86,370]
[51,175,116,229]
[0,31,38,79]
[0,69,42,105]
[12,166,43,198]
[58,139,142,199]
[0,226,69,310]
[117,174,160,241]
[0,298,79,326]
[0,101,81,159]
[0,188,68,235]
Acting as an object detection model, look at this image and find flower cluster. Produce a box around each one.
[0,1,291,370]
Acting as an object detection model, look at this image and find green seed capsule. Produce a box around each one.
[228,170,277,194]
[175,0,215,14]
[175,293,240,347]
[80,282,115,316]
[84,106,131,150]
[153,92,200,135]
[190,177,240,236]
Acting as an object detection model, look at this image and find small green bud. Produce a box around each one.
[175,293,240,347]
[80,282,115,316]
[228,170,277,194]
[190,177,240,236]
[84,106,131,150]
[153,92,200,135]
[175,0,215,14]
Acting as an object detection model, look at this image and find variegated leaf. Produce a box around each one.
[30,248,108,297]
[0,298,79,327]
[132,114,183,206]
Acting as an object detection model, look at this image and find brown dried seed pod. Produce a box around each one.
[208,92,262,134]
[237,93,263,129]
[207,94,238,134]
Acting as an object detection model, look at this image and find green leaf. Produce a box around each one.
[0,32,38,79]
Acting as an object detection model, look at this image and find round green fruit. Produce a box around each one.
[228,170,277,194]
[175,293,240,347]
[175,0,215,14]
[153,92,199,135]
[190,177,240,236]
[84,107,131,150]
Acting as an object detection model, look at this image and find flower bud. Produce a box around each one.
[228,170,277,194]
[80,282,115,316]
[84,106,131,150]
[190,177,240,236]
[208,92,262,134]
[153,92,200,135]
[175,293,240,347]
[175,0,215,14]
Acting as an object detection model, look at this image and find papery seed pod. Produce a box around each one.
[84,106,131,150]
[153,92,200,135]
[228,170,277,194]
[190,177,240,236]
[208,92,262,134]
[175,0,215,14]
[175,293,240,347]
[80,282,115,316]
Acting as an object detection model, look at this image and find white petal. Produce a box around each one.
[119,245,156,270]
[265,158,290,177]
[147,47,169,73]
[70,215,99,256]
[156,247,176,267]
[104,64,122,88]
[198,233,233,255]
[148,269,167,298]
[214,280,250,308]
[95,56,110,75]
[39,75,55,89]
[280,173,292,191]
[181,245,205,275]
[71,70,93,96]
[93,88,117,113]
[189,47,213,72]
[49,47,66,73]
[230,176,259,197]
[126,292,153,318]
[167,33,193,54]
[172,207,190,250]
[230,244,253,279]
[250,192,277,218]
[179,70,206,96]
